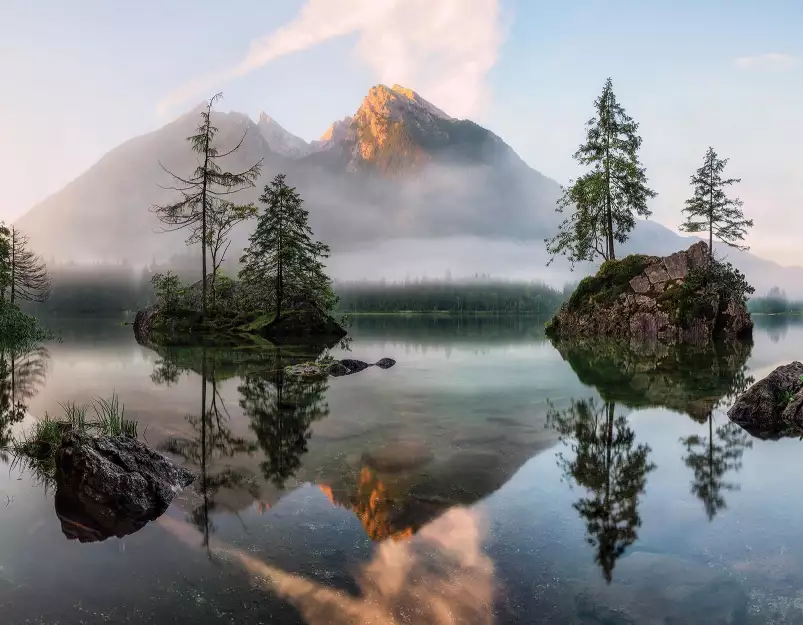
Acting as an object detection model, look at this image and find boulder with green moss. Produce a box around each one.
[134,297,346,347]
[545,242,753,343]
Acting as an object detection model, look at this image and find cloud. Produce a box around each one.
[734,53,799,72]
[157,0,504,119]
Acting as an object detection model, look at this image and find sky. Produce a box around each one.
[1,0,801,266]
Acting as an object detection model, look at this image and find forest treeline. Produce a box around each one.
[747,287,803,315]
[20,265,572,317]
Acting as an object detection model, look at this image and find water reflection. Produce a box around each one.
[680,419,753,521]
[0,342,50,450]
[551,337,754,422]
[239,369,330,488]
[160,504,494,625]
[547,398,655,583]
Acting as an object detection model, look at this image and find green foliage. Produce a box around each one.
[546,78,656,267]
[239,174,335,317]
[91,394,138,438]
[564,254,652,313]
[680,147,753,257]
[0,299,54,344]
[658,258,755,327]
[151,270,186,312]
[335,279,566,315]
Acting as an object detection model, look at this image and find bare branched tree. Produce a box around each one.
[151,92,262,319]
[8,227,51,304]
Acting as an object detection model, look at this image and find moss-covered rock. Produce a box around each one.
[546,242,753,343]
[134,298,346,348]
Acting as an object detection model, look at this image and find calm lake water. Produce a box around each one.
[2,314,803,624]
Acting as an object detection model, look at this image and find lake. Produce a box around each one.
[1,314,803,624]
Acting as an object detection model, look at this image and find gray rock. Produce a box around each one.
[374,358,397,369]
[340,359,370,374]
[728,362,803,433]
[663,251,689,280]
[285,363,328,378]
[634,295,656,310]
[629,275,651,294]
[644,263,670,284]
[54,433,194,542]
[326,362,349,377]
[687,241,709,269]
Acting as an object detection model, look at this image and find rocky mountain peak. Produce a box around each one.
[256,112,310,159]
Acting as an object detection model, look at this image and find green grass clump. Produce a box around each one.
[7,394,140,484]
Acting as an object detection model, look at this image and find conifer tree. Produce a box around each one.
[680,147,753,261]
[152,92,262,319]
[0,224,11,302]
[239,174,335,319]
[546,78,656,267]
[7,227,51,304]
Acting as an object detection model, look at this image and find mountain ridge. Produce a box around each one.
[13,83,803,297]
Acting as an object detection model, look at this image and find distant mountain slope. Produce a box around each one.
[14,84,803,297]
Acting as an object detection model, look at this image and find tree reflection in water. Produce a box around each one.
[548,398,655,583]
[158,347,259,551]
[0,343,50,453]
[238,356,330,489]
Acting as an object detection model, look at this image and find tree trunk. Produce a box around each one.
[10,227,15,305]
[276,205,283,321]
[200,349,210,550]
[200,107,212,321]
[708,166,714,264]
[604,102,615,261]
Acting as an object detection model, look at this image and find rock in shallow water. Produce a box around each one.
[54,432,194,542]
[727,361,803,434]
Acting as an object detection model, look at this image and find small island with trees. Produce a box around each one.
[544,78,755,343]
[133,94,345,347]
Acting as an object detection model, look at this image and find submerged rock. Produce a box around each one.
[727,361,803,435]
[54,432,194,542]
[546,242,753,343]
[285,357,396,379]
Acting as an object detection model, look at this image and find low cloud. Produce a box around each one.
[157,0,504,119]
[734,53,799,72]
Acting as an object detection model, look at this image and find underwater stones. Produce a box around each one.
[374,358,397,369]
[363,440,434,474]
[340,359,371,374]
[728,361,803,434]
[54,432,194,542]
[285,357,397,379]
[326,361,350,377]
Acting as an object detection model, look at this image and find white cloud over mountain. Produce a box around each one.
[158,0,504,119]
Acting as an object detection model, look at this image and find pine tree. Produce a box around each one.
[546,78,656,267]
[680,147,753,261]
[0,223,11,302]
[7,227,51,304]
[152,93,262,319]
[239,174,335,319]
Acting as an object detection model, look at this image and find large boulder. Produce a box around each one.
[546,242,753,343]
[54,432,194,542]
[285,357,396,379]
[727,362,803,435]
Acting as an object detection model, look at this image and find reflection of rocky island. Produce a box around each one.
[550,336,754,422]
[144,342,561,543]
[548,398,656,582]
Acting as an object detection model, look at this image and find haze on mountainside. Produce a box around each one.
[14,83,803,297]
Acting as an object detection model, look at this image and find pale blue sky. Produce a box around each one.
[1,0,801,264]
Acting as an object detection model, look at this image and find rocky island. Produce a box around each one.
[545,242,753,343]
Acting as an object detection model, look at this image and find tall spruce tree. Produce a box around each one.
[152,92,262,319]
[680,147,752,261]
[239,174,335,319]
[546,78,656,267]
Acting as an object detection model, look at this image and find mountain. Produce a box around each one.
[13,84,803,297]
[256,113,311,158]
